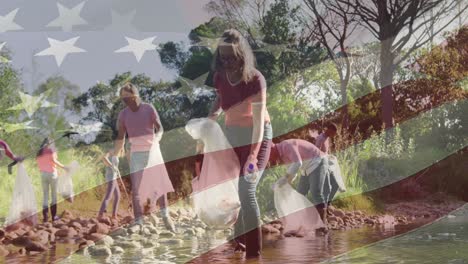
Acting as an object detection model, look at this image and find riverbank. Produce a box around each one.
[0,191,465,263]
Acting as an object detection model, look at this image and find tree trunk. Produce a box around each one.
[380,39,395,129]
[340,79,349,129]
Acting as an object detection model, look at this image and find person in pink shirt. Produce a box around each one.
[314,123,337,154]
[209,29,273,258]
[314,123,341,208]
[36,137,68,222]
[115,83,175,231]
[270,139,330,233]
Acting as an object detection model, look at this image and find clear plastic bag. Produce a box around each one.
[58,161,79,202]
[273,181,324,233]
[192,177,241,228]
[6,163,38,226]
[140,135,174,203]
[186,118,241,229]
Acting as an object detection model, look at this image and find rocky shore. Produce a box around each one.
[0,195,464,261]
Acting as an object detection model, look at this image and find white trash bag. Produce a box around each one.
[273,181,324,233]
[186,118,241,229]
[192,178,241,228]
[328,155,346,192]
[58,161,79,202]
[6,163,38,226]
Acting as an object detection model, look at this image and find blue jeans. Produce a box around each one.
[130,151,169,219]
[297,157,331,206]
[225,123,273,256]
[41,172,58,208]
[98,180,121,217]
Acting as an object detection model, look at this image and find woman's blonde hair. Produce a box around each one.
[212,29,257,83]
[119,82,140,97]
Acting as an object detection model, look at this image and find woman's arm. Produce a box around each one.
[52,152,66,170]
[246,76,268,169]
[208,94,222,120]
[0,140,21,161]
[208,73,222,120]
[101,152,112,167]
[114,114,126,155]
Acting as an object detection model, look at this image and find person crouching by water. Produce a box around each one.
[270,139,330,234]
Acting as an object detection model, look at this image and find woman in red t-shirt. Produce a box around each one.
[208,29,273,258]
[36,137,68,222]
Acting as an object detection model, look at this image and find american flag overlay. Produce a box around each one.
[0,0,467,263]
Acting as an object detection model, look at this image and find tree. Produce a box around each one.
[339,0,466,128]
[303,0,358,128]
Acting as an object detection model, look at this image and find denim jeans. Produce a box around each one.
[98,180,121,217]
[130,151,168,219]
[225,122,273,256]
[297,156,331,206]
[41,171,58,208]
[327,169,340,205]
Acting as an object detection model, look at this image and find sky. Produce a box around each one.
[0,0,213,93]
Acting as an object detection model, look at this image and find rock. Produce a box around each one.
[69,221,83,230]
[79,240,95,249]
[270,220,282,225]
[111,246,124,254]
[141,248,154,256]
[149,214,159,226]
[15,228,27,237]
[195,227,206,237]
[111,228,128,237]
[333,209,346,218]
[261,225,280,234]
[146,226,159,235]
[89,223,110,234]
[86,233,105,241]
[159,231,175,238]
[142,239,159,248]
[179,216,191,223]
[272,224,283,231]
[75,238,86,245]
[184,229,196,236]
[88,245,112,257]
[55,228,78,238]
[121,216,134,225]
[130,234,144,241]
[169,210,179,218]
[95,235,114,247]
[0,245,9,257]
[32,230,50,245]
[18,247,27,255]
[128,225,141,235]
[160,239,183,245]
[284,230,305,238]
[141,228,152,236]
[11,236,32,247]
[0,229,5,240]
[53,223,68,230]
[98,217,112,226]
[116,241,142,249]
[61,210,74,220]
[25,241,48,252]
